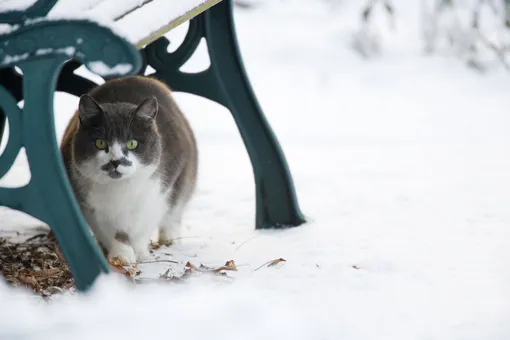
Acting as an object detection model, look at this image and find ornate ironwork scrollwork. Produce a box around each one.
[144,17,205,74]
[0,86,22,178]
[0,20,141,75]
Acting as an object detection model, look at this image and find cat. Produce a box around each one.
[60,75,198,265]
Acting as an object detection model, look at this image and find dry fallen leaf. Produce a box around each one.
[255,258,287,271]
[185,261,198,270]
[183,260,238,279]
[108,257,139,282]
[190,260,238,274]
[153,260,239,286]
[32,268,61,278]
[213,260,238,273]
[267,258,286,267]
[19,275,39,286]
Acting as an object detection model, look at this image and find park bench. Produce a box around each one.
[0,0,305,291]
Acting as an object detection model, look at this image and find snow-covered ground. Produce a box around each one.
[1,0,510,339]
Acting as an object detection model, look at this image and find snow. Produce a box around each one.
[47,0,215,45]
[0,0,214,48]
[1,52,29,64]
[87,61,133,76]
[1,0,510,339]
[34,47,75,56]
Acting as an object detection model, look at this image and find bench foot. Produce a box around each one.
[144,0,305,229]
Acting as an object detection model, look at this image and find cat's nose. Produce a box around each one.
[110,160,121,168]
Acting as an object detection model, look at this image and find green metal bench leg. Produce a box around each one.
[0,112,5,144]
[144,0,305,229]
[0,58,109,291]
[0,11,141,291]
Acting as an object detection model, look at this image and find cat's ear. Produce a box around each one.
[78,94,104,127]
[133,96,158,123]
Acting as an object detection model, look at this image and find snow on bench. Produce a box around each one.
[44,0,222,48]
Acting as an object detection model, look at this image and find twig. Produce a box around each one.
[24,233,50,243]
[136,259,179,265]
[254,258,286,271]
[235,235,258,250]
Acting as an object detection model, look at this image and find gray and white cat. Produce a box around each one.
[61,76,198,265]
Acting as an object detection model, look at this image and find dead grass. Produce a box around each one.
[0,232,75,297]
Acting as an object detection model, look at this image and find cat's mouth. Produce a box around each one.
[101,159,132,179]
[108,170,123,179]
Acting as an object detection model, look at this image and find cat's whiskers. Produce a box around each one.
[92,171,103,186]
[70,163,90,193]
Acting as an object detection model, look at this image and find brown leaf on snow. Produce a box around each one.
[152,260,239,286]
[109,256,129,267]
[185,261,197,270]
[108,257,138,282]
[184,260,237,277]
[214,260,238,273]
[255,258,287,271]
[157,266,193,284]
[267,258,286,267]
[189,260,238,274]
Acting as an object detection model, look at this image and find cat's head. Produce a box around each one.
[73,94,161,183]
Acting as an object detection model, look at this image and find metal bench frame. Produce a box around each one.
[0,0,305,291]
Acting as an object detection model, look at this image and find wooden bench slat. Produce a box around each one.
[128,0,222,48]
[47,0,222,49]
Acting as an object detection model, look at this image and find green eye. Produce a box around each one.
[126,139,138,150]
[95,139,107,149]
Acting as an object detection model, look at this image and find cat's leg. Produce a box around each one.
[81,210,118,259]
[158,203,185,246]
[108,233,137,265]
[90,215,138,265]
[126,211,163,262]
[105,227,152,264]
[130,234,151,262]
[103,230,150,264]
[159,169,195,246]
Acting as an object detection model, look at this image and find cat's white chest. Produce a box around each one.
[85,172,169,246]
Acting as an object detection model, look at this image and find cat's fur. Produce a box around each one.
[61,76,198,264]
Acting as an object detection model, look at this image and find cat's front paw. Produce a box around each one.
[108,241,136,265]
[158,229,179,246]
[135,248,151,262]
[132,242,151,262]
[158,237,174,246]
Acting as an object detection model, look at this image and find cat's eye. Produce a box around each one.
[126,139,138,150]
[95,139,107,150]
